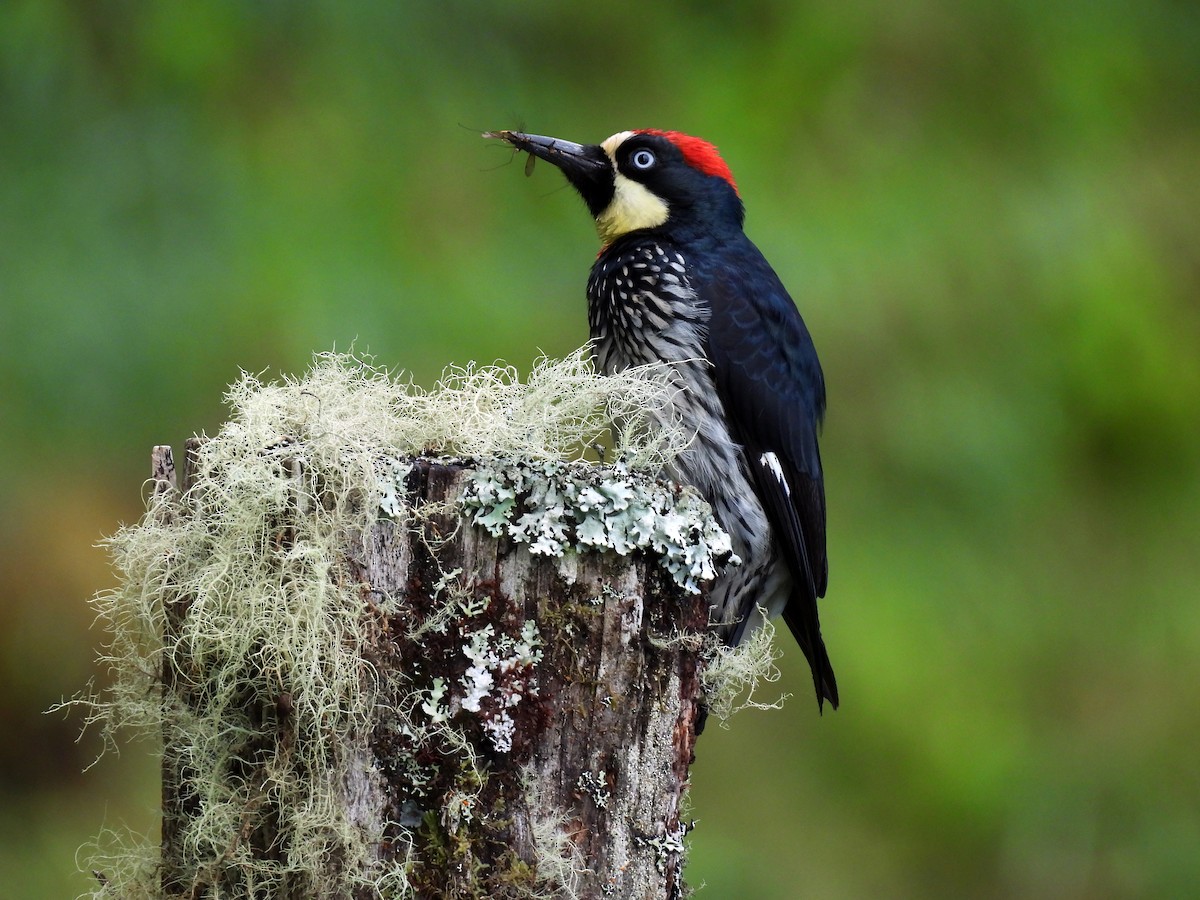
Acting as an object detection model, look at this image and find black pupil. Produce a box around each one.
[633,150,654,168]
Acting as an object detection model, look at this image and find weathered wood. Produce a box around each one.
[152,445,200,899]
[157,450,710,899]
[151,446,177,499]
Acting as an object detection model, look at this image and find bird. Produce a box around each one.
[486,128,838,710]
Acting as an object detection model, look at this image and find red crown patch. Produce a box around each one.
[635,130,739,195]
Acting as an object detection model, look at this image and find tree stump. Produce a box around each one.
[153,444,713,899]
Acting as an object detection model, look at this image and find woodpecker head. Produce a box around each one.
[486,129,745,245]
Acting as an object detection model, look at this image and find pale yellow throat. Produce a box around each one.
[595,174,669,244]
[595,131,669,244]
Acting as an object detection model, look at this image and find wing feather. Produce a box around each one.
[700,240,838,709]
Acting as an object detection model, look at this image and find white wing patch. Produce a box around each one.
[759,451,791,498]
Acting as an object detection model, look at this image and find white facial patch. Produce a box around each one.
[594,131,669,244]
[600,131,636,157]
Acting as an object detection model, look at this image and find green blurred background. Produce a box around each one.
[3,1,1198,897]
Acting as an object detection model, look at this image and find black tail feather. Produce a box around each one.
[782,600,839,712]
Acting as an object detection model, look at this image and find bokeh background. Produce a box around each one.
[3,2,1198,897]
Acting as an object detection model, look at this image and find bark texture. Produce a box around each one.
[157,448,709,899]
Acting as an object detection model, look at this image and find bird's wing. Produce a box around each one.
[701,243,838,709]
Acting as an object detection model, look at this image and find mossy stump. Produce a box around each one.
[153,443,710,899]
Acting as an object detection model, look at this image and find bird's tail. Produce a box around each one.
[782,601,839,712]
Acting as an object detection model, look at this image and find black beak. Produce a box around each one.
[484,130,614,218]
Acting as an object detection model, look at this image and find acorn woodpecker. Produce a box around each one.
[487,129,838,710]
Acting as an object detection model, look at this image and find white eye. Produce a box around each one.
[630,148,656,170]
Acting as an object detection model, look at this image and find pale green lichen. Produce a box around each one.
[576,770,612,809]
[635,821,691,877]
[421,677,450,725]
[460,459,738,594]
[459,620,543,754]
